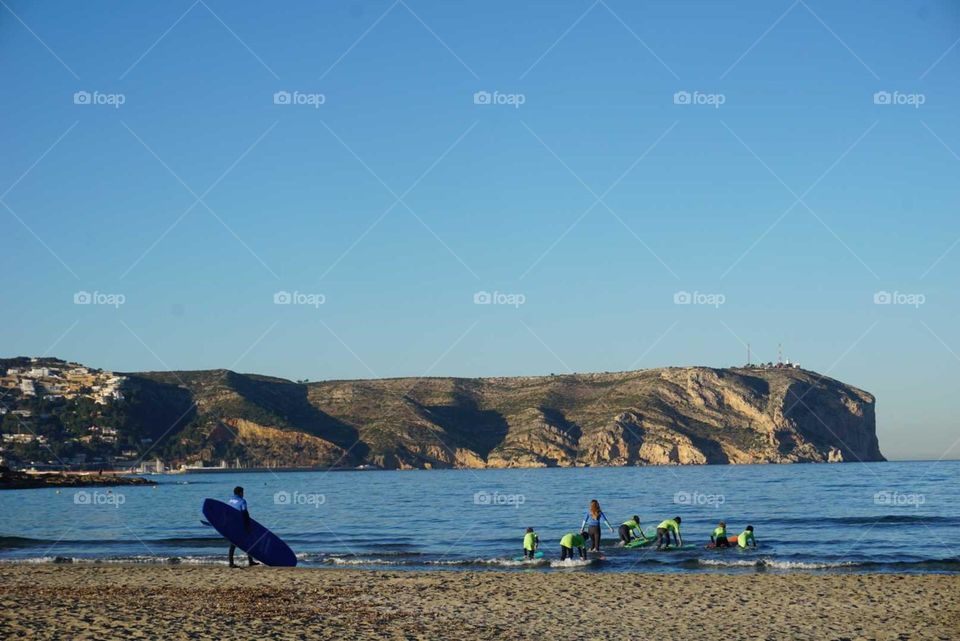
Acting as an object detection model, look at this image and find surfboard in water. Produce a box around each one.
[201,498,297,567]
[705,535,741,549]
[513,550,546,561]
[624,534,657,549]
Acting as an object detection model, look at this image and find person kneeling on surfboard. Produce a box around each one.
[618,515,645,544]
[523,527,540,559]
[559,532,588,560]
[227,487,259,568]
[737,525,757,549]
[711,521,731,548]
[656,516,682,550]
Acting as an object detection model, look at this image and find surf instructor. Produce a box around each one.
[580,499,614,552]
[227,486,259,568]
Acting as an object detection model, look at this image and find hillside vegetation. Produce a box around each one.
[136,366,882,468]
[1,358,882,469]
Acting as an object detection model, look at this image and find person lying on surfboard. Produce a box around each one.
[737,525,757,549]
[618,515,646,544]
[656,516,683,550]
[227,486,259,568]
[711,521,731,548]
[559,532,588,561]
[580,500,615,552]
[523,527,540,559]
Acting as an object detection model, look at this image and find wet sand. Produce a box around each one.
[1,564,957,640]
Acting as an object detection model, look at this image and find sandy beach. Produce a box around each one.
[1,565,957,641]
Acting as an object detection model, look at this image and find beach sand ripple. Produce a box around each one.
[1,565,958,640]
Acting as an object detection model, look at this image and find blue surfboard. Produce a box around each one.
[201,498,297,567]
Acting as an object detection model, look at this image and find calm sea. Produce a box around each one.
[1,461,957,573]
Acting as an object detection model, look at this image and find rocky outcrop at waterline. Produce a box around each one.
[0,466,156,490]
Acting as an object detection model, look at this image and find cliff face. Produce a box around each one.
[119,366,881,469]
[301,367,882,469]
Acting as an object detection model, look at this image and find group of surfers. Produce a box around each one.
[222,487,755,568]
[523,499,757,561]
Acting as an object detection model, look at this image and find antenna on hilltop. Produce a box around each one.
[747,343,751,366]
[778,343,783,366]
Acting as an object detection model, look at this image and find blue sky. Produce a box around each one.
[1,1,958,460]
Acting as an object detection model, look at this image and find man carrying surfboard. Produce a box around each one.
[227,487,259,568]
[655,516,682,550]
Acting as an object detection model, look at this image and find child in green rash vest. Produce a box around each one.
[737,525,757,548]
[711,521,731,548]
[559,532,587,560]
[523,527,540,559]
[656,516,683,550]
[618,515,646,544]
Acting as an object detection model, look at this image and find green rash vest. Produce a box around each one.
[738,530,755,548]
[560,533,585,548]
[658,519,680,534]
[523,532,538,551]
[712,527,726,539]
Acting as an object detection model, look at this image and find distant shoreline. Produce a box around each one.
[1,459,910,487]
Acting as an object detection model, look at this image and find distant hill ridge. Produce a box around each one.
[1,358,883,469]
